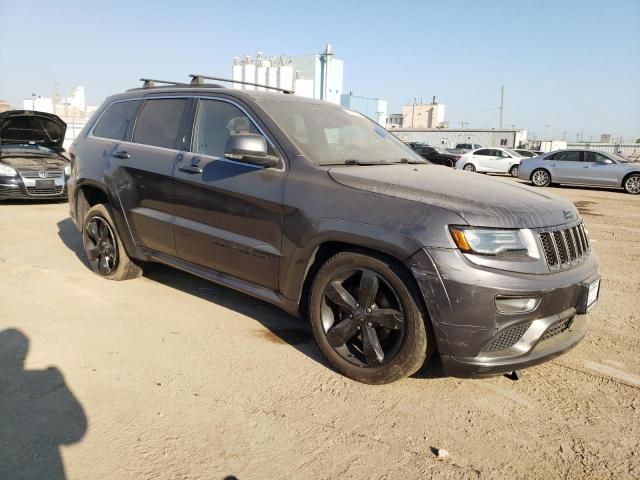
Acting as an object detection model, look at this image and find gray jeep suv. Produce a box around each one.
[67,77,600,384]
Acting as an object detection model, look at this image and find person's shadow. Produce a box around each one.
[0,329,87,480]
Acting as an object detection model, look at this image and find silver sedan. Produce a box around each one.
[517,150,640,194]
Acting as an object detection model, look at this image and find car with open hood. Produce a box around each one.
[0,110,70,200]
[66,76,600,384]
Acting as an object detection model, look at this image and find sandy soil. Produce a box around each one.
[0,180,639,480]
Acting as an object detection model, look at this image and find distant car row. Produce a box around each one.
[407,141,639,194]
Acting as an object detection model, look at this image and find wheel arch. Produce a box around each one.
[293,238,429,324]
[621,171,640,188]
[74,181,111,226]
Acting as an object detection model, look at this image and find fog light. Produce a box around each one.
[495,296,540,314]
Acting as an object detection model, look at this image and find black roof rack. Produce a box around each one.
[139,78,187,88]
[189,74,294,94]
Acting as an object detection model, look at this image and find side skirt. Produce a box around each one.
[143,248,301,318]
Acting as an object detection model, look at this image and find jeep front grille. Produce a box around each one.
[484,322,532,352]
[540,316,574,342]
[539,224,590,270]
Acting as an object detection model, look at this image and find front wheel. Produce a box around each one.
[509,165,519,177]
[623,174,640,194]
[531,168,551,187]
[82,204,143,280]
[309,252,431,384]
[463,163,476,172]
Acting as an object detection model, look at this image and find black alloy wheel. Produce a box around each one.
[81,203,142,280]
[309,252,430,384]
[84,216,118,275]
[321,268,405,367]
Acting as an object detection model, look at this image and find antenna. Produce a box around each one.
[139,78,186,88]
[189,74,293,94]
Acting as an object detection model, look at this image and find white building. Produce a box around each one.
[391,128,528,149]
[231,44,344,104]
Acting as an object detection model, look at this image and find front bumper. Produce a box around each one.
[406,247,599,378]
[0,176,67,200]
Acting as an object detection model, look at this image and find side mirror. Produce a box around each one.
[224,134,279,168]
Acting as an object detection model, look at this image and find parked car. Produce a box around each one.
[410,143,459,167]
[447,143,483,154]
[514,149,539,158]
[67,78,600,384]
[455,147,524,176]
[0,110,70,200]
[518,149,640,194]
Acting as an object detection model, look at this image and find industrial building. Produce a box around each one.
[340,93,387,126]
[232,44,344,104]
[391,128,528,149]
[401,98,446,129]
[386,113,403,129]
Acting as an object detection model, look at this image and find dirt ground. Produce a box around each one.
[1,179,639,480]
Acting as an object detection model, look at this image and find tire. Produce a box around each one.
[623,174,640,194]
[531,168,551,187]
[444,159,454,168]
[509,165,519,177]
[82,204,142,280]
[463,163,476,172]
[308,251,431,384]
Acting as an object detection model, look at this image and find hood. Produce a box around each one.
[328,164,580,229]
[0,110,67,151]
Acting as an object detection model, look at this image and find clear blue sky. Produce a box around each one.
[1,0,638,141]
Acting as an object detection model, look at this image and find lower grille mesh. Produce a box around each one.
[540,317,574,342]
[484,322,531,352]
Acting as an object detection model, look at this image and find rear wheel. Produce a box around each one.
[623,174,640,194]
[82,204,142,280]
[463,163,476,172]
[509,165,519,177]
[309,252,430,384]
[531,168,551,187]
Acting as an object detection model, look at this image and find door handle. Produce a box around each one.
[179,164,203,174]
[583,166,590,169]
[112,150,130,159]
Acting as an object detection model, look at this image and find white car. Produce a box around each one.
[455,148,524,176]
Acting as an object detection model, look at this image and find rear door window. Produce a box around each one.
[554,151,581,162]
[475,149,492,156]
[93,100,141,141]
[132,98,190,149]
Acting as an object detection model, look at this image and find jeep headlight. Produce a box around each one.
[449,226,539,259]
[64,164,71,176]
[0,164,17,176]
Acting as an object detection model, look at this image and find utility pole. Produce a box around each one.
[412,97,416,128]
[499,85,504,129]
[562,131,567,141]
[544,124,550,139]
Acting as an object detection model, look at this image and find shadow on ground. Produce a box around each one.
[56,217,443,379]
[56,217,329,369]
[0,328,86,480]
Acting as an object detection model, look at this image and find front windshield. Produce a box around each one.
[256,99,425,165]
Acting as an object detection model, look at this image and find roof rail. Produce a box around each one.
[189,74,294,94]
[139,78,187,88]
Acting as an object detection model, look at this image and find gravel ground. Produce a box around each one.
[1,179,639,480]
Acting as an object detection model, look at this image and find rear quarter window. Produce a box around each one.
[93,100,141,141]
